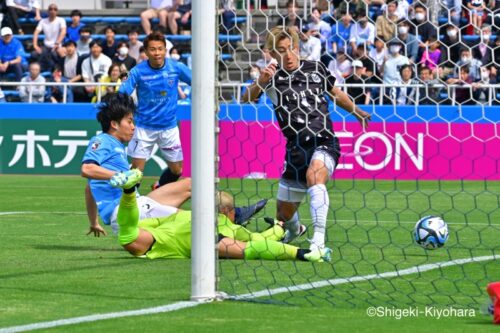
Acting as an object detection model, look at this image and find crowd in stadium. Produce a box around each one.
[0,0,498,104]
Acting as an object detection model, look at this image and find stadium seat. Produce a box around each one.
[16,34,242,43]
[18,16,247,25]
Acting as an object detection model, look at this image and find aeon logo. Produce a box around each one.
[336,132,424,171]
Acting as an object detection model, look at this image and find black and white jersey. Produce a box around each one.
[264,60,336,147]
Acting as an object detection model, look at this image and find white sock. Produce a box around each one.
[308,184,329,250]
[284,211,300,235]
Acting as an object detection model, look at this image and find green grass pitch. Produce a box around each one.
[0,175,498,332]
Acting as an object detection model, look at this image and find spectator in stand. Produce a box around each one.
[0,87,5,102]
[255,46,273,70]
[66,9,84,43]
[369,37,388,75]
[354,44,376,75]
[127,28,143,62]
[345,60,372,105]
[466,0,488,33]
[394,0,410,19]
[18,62,45,102]
[444,0,462,27]
[396,19,419,64]
[81,40,112,99]
[376,0,399,42]
[5,0,41,35]
[328,50,352,84]
[168,0,192,35]
[331,12,353,54]
[307,7,331,51]
[410,4,437,45]
[417,66,441,105]
[456,48,482,81]
[276,0,302,31]
[32,3,66,72]
[471,24,495,67]
[219,0,236,34]
[393,64,418,105]
[141,0,172,35]
[61,40,83,82]
[349,10,375,51]
[76,26,92,56]
[45,65,73,103]
[102,26,118,59]
[113,41,136,73]
[92,63,121,102]
[419,37,441,71]
[382,39,410,84]
[336,0,367,19]
[0,26,23,81]
[299,28,322,61]
[440,24,466,65]
[446,65,479,104]
[137,46,148,64]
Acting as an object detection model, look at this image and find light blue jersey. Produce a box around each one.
[119,59,192,130]
[82,133,129,225]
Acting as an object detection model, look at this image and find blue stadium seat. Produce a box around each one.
[18,16,246,25]
[15,34,242,43]
[437,16,468,25]
[3,90,20,97]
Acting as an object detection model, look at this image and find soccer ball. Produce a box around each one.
[413,216,449,250]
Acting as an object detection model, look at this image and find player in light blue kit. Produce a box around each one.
[82,93,191,236]
[82,93,267,235]
[119,30,191,187]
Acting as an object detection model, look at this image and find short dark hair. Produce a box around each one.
[144,31,166,49]
[89,40,102,48]
[79,26,92,35]
[399,64,413,76]
[63,40,76,47]
[104,26,116,34]
[96,93,135,133]
[127,27,139,35]
[460,65,470,74]
[70,9,82,17]
[419,66,431,74]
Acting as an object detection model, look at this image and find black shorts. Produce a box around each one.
[176,4,191,15]
[282,137,340,184]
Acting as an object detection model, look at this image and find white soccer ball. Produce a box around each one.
[413,216,449,250]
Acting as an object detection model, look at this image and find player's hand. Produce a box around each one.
[355,109,372,129]
[257,60,277,88]
[87,224,108,237]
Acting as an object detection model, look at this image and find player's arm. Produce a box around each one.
[118,68,137,95]
[241,61,277,103]
[85,184,107,237]
[329,86,371,129]
[177,60,192,85]
[81,162,117,180]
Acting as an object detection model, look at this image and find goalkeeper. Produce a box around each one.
[111,168,332,262]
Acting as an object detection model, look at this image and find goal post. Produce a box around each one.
[191,0,218,301]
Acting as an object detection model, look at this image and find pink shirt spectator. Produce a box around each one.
[420,48,441,70]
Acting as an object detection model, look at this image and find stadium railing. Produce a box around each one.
[2,81,499,105]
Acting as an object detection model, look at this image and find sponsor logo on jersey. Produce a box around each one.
[91,140,101,150]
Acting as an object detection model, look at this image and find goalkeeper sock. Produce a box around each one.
[244,240,298,260]
[117,191,140,246]
[159,168,181,186]
[308,184,329,250]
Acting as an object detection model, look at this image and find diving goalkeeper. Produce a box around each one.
[111,168,332,262]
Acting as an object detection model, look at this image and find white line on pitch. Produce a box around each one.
[0,255,497,333]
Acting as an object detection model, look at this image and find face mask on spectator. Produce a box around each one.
[398,26,408,35]
[447,29,457,38]
[415,13,425,21]
[118,47,128,56]
[481,71,490,81]
[482,33,491,42]
[250,71,260,80]
[461,56,470,63]
[171,54,181,61]
[389,45,400,54]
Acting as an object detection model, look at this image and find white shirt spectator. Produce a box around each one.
[369,47,388,72]
[328,58,352,84]
[35,17,66,48]
[18,74,46,102]
[6,0,41,11]
[381,0,410,19]
[81,54,112,82]
[77,38,92,56]
[350,22,375,46]
[151,0,173,9]
[128,40,144,62]
[383,54,409,84]
[306,20,331,49]
[300,35,322,61]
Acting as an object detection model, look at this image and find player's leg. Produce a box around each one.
[140,9,158,35]
[217,237,332,262]
[217,215,285,242]
[111,169,155,256]
[146,177,191,208]
[276,183,307,243]
[168,10,182,34]
[127,126,157,172]
[156,127,183,186]
[157,8,168,32]
[306,149,336,251]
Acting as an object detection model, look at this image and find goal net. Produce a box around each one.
[212,0,499,308]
